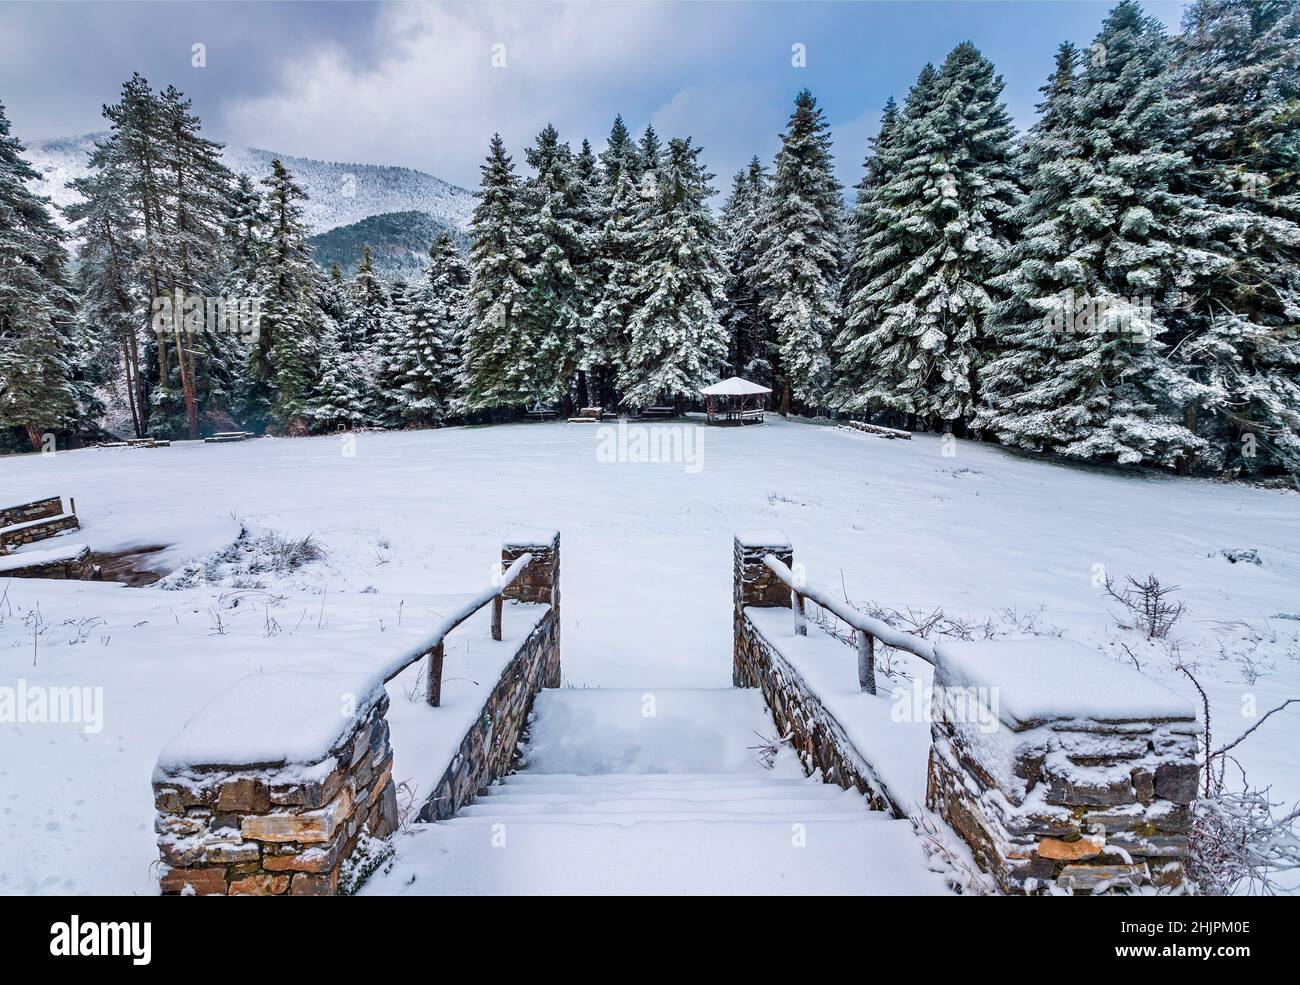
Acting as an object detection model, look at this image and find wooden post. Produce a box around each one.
[793,591,807,636]
[857,631,875,694]
[426,641,445,707]
[491,594,503,641]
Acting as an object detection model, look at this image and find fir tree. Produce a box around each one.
[0,102,82,450]
[585,116,645,408]
[1172,0,1300,476]
[837,47,1020,430]
[719,157,770,383]
[377,233,467,426]
[253,159,325,431]
[978,3,1209,467]
[619,137,728,408]
[462,134,534,411]
[755,89,844,413]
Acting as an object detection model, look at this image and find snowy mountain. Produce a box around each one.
[23,132,475,237]
[308,210,469,281]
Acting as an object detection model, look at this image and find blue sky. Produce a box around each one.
[0,1,1188,192]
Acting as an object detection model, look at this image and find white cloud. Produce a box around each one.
[222,1,733,186]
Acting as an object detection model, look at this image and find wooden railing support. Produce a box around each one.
[792,591,807,636]
[491,594,503,641]
[857,631,875,695]
[426,642,445,707]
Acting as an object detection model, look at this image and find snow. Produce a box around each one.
[1,417,1297,894]
[0,513,77,536]
[155,671,385,771]
[0,542,88,573]
[700,376,772,396]
[934,639,1197,727]
[364,688,949,895]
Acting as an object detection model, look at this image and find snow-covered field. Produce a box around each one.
[1,417,1297,894]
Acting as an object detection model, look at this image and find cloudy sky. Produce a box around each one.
[1,1,1187,192]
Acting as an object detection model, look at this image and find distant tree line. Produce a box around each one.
[1,0,1296,480]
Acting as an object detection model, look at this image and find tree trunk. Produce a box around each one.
[576,369,589,410]
[26,424,44,453]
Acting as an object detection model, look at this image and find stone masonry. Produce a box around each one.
[0,512,80,549]
[0,544,96,580]
[153,691,398,896]
[419,532,562,820]
[733,534,903,813]
[731,533,1200,894]
[0,495,63,528]
[926,643,1199,894]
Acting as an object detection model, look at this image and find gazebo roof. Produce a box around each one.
[699,376,772,397]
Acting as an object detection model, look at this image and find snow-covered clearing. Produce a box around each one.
[1,417,1297,894]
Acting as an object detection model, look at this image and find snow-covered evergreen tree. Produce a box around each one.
[619,137,728,408]
[0,101,83,450]
[252,159,326,432]
[831,97,900,411]
[306,318,369,432]
[837,46,1019,429]
[755,89,843,413]
[375,233,467,426]
[515,124,589,408]
[1171,0,1300,476]
[462,134,534,411]
[978,3,1212,467]
[719,157,771,383]
[585,116,646,408]
[343,245,388,354]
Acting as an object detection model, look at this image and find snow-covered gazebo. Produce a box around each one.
[700,377,771,426]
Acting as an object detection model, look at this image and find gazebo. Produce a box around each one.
[700,377,771,426]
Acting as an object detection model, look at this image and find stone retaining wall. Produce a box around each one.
[153,533,562,895]
[926,642,1199,894]
[0,545,96,580]
[1,513,80,549]
[153,693,397,896]
[0,495,63,528]
[732,533,1199,895]
[417,606,560,821]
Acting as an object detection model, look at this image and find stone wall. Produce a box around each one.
[417,606,560,821]
[926,640,1199,894]
[0,544,96,580]
[731,533,1200,895]
[735,613,902,814]
[152,533,563,895]
[153,690,397,896]
[0,495,63,528]
[1,513,80,549]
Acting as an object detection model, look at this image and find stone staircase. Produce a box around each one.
[363,689,948,895]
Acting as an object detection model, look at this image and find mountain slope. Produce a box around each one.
[22,132,475,237]
[308,210,469,281]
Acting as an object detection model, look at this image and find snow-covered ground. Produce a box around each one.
[1,417,1297,894]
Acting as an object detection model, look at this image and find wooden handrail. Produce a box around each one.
[761,553,937,694]
[379,551,534,706]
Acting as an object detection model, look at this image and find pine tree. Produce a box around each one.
[619,137,728,408]
[462,134,534,411]
[516,124,589,409]
[343,245,388,354]
[585,116,646,408]
[978,3,1209,467]
[376,233,467,426]
[837,47,1020,430]
[0,102,82,450]
[831,97,901,411]
[755,89,844,413]
[306,318,369,432]
[719,157,771,383]
[253,159,325,432]
[1172,0,1300,476]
